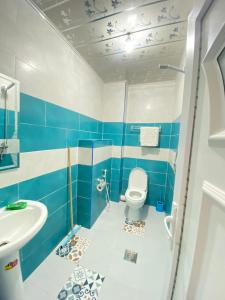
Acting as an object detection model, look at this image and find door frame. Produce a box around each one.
[166,0,213,299]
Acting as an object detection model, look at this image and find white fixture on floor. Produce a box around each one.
[0,200,48,300]
[125,168,148,221]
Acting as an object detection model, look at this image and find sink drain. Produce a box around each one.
[0,241,9,247]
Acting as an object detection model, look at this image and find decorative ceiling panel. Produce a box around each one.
[31,0,193,83]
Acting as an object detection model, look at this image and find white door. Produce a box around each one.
[172,0,225,299]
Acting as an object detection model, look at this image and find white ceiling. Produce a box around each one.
[31,0,193,83]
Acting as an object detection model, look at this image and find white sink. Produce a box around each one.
[0,200,48,300]
[0,200,48,258]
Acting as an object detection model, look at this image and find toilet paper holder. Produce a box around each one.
[96,169,108,192]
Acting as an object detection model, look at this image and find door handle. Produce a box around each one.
[164,215,173,239]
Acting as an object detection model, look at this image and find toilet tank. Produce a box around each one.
[128,168,148,191]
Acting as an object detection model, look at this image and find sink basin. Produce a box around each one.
[0,200,48,300]
[0,200,48,259]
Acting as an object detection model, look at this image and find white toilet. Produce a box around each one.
[125,167,148,222]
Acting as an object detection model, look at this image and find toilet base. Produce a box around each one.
[125,205,144,222]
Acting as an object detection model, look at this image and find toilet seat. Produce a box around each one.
[126,189,146,201]
[125,168,148,219]
[125,188,147,209]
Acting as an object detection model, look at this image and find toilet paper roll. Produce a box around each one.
[96,181,106,192]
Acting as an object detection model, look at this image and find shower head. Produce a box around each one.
[159,64,185,74]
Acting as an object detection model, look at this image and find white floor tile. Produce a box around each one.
[25,202,171,300]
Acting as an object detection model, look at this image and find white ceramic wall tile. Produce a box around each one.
[0,73,19,111]
[0,0,103,120]
[102,81,126,122]
[123,146,170,161]
[168,149,177,170]
[0,48,15,78]
[93,146,112,165]
[126,81,176,123]
[112,146,122,158]
[0,147,78,188]
[78,148,92,166]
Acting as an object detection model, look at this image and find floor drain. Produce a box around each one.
[0,241,9,247]
[124,249,138,264]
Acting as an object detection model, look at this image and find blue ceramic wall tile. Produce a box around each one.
[20,123,67,152]
[111,158,121,169]
[170,135,179,149]
[0,184,19,207]
[20,93,45,126]
[103,122,124,134]
[77,181,92,198]
[159,135,170,148]
[66,129,79,147]
[122,158,137,169]
[0,108,14,125]
[156,123,172,135]
[46,102,79,130]
[19,168,68,200]
[0,124,15,139]
[72,165,78,181]
[93,139,112,148]
[122,168,131,180]
[147,184,166,206]
[77,131,91,140]
[121,179,129,193]
[147,172,166,186]
[77,212,91,229]
[41,186,69,216]
[78,164,92,181]
[21,202,70,279]
[110,189,120,202]
[102,133,123,145]
[136,159,167,174]
[171,122,180,135]
[97,121,103,134]
[124,134,139,146]
[164,164,175,214]
[77,196,91,214]
[79,114,98,132]
[111,169,121,181]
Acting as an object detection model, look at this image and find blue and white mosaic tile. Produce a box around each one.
[58,265,105,300]
[56,236,90,263]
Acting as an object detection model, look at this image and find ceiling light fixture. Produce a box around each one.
[127,14,137,26]
[125,33,135,54]
[126,6,135,12]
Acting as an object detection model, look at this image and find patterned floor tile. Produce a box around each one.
[57,265,105,300]
[123,218,145,236]
[56,236,90,263]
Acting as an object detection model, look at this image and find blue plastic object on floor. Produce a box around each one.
[156,201,164,212]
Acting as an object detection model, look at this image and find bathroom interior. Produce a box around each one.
[1,0,225,299]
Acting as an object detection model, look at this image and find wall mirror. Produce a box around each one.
[0,72,20,171]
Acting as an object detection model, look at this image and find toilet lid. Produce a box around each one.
[128,168,147,191]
